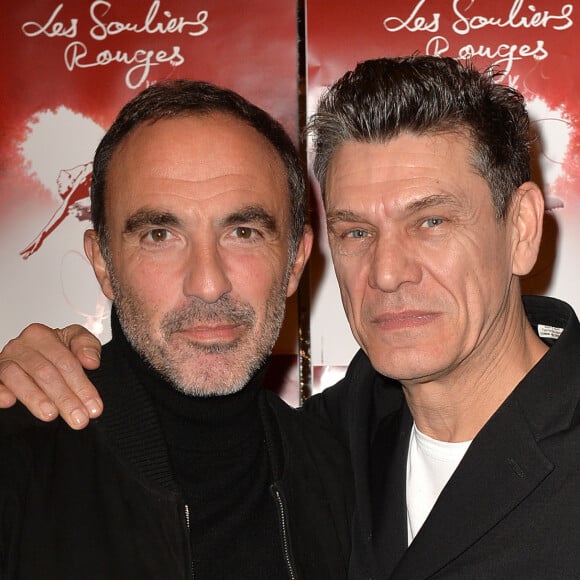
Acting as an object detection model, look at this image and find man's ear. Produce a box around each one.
[510,182,544,276]
[84,230,115,301]
[286,225,314,298]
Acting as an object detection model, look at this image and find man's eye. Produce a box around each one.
[233,227,257,239]
[421,217,445,228]
[146,228,171,242]
[344,229,370,238]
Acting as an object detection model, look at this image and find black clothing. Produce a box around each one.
[115,316,287,579]
[305,295,580,579]
[0,317,352,579]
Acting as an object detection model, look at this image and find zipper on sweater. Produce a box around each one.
[184,504,195,580]
[270,484,299,580]
[185,504,191,530]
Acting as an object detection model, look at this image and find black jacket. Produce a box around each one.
[305,296,580,579]
[0,339,352,579]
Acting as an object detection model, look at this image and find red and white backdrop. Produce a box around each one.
[0,0,302,400]
[306,0,579,394]
[1,1,578,402]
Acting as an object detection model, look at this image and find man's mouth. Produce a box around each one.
[175,323,244,343]
[371,310,441,331]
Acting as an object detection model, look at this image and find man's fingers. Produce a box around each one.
[0,324,104,429]
[0,384,18,408]
[58,325,102,370]
[0,356,59,420]
[53,325,104,421]
[0,350,94,428]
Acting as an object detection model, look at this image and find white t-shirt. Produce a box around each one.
[406,423,472,544]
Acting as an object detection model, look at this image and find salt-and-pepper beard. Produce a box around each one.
[107,263,290,397]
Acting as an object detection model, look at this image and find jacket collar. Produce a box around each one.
[338,350,406,578]
[516,295,580,440]
[88,340,183,496]
[389,296,580,578]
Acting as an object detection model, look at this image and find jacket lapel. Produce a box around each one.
[390,396,554,579]
[371,405,412,577]
[345,352,408,580]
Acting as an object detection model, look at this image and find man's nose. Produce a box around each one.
[368,234,421,292]
[183,244,232,303]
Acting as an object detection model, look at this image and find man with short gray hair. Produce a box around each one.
[306,55,579,579]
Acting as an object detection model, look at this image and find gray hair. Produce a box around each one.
[308,55,532,219]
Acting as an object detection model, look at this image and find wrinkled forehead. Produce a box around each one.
[323,126,478,189]
[324,131,486,213]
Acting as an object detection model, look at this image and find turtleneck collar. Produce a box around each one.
[110,307,267,453]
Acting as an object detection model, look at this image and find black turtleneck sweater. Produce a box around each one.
[115,315,287,578]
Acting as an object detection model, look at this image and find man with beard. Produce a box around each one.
[0,80,352,579]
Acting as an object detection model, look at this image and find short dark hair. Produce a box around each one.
[91,79,306,255]
[308,55,532,218]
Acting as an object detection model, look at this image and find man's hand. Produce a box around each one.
[0,324,103,429]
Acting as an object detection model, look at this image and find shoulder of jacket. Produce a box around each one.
[262,389,348,447]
